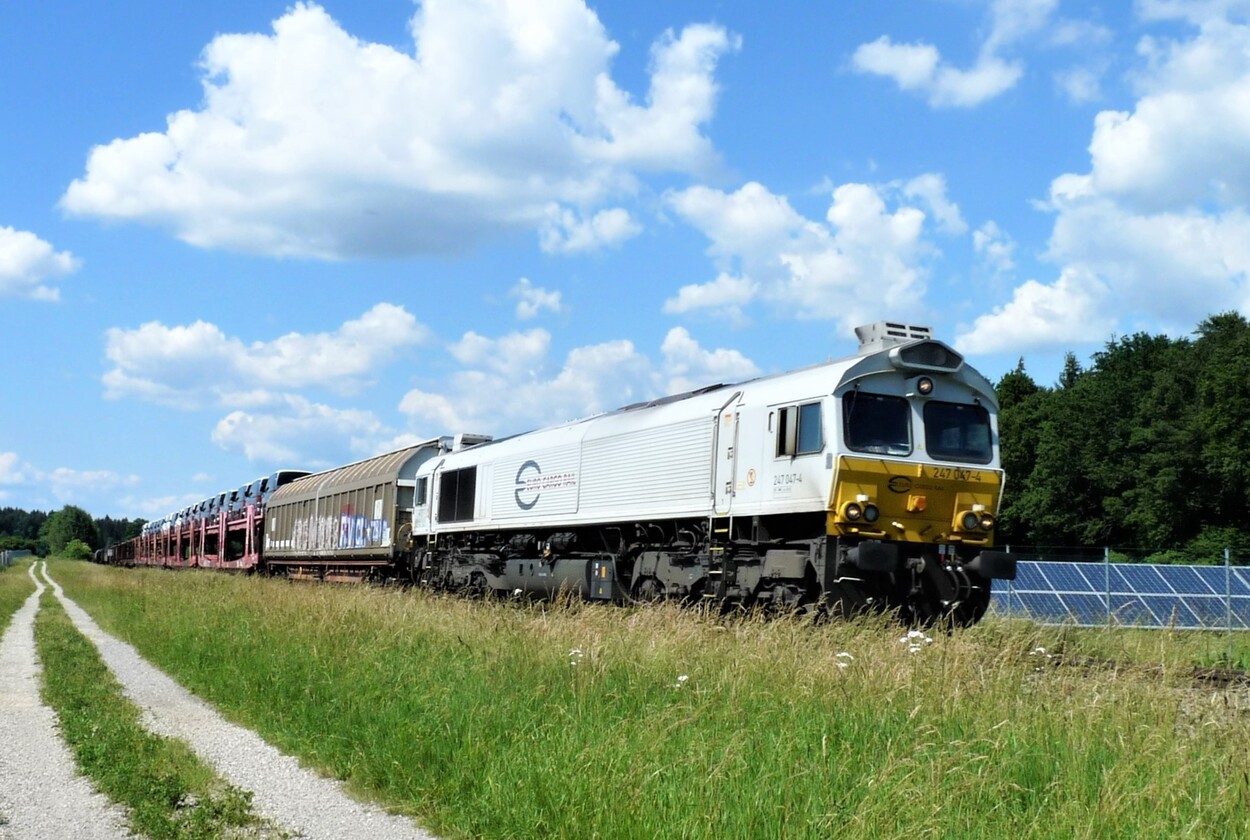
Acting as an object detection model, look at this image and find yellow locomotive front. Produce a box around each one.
[822,324,1016,624]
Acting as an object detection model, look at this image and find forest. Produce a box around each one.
[0,505,144,557]
[996,311,1250,560]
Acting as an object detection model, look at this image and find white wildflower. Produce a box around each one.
[900,629,933,654]
[674,674,689,688]
[836,652,854,670]
[568,647,584,666]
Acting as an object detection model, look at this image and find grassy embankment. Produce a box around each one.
[32,568,274,839]
[51,559,1250,839]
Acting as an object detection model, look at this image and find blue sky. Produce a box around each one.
[3,0,1248,521]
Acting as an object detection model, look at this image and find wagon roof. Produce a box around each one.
[268,440,441,506]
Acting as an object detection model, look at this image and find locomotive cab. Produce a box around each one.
[824,324,1015,624]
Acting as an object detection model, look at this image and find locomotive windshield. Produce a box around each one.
[923,401,993,464]
[842,392,911,455]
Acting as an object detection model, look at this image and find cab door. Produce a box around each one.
[712,393,743,515]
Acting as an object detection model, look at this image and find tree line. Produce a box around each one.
[0,506,146,557]
[996,311,1250,561]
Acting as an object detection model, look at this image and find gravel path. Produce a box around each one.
[41,564,440,840]
[0,565,133,840]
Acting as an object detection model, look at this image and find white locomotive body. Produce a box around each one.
[410,323,1016,624]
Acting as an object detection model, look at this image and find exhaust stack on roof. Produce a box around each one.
[854,322,932,355]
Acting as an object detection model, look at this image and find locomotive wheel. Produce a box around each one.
[466,571,489,599]
[631,576,665,603]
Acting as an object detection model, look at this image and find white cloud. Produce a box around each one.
[46,468,140,501]
[212,395,391,465]
[1015,9,1250,341]
[0,451,138,506]
[666,180,938,331]
[662,272,759,322]
[902,173,967,235]
[539,205,641,253]
[958,8,1250,350]
[851,0,1091,108]
[104,302,428,408]
[586,23,740,172]
[1055,65,1105,102]
[973,221,1016,276]
[61,2,737,259]
[510,277,563,320]
[0,226,80,301]
[398,328,757,435]
[955,268,1114,353]
[0,452,28,484]
[851,37,1023,109]
[660,327,759,393]
[450,328,551,376]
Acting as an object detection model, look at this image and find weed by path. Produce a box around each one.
[0,559,35,635]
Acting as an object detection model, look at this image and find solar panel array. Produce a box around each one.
[990,560,1250,629]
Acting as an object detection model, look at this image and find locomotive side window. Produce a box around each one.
[437,467,477,522]
[843,392,911,456]
[775,401,824,457]
[923,401,992,464]
[415,477,428,507]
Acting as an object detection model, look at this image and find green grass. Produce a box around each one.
[0,559,35,635]
[33,580,273,840]
[49,559,1250,839]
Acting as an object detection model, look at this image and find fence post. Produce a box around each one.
[1226,547,1232,635]
[1104,546,1111,626]
[1005,544,1012,620]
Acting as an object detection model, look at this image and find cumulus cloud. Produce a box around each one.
[46,468,141,500]
[0,226,80,301]
[956,267,1114,353]
[902,173,967,235]
[973,221,1017,276]
[450,328,551,376]
[61,2,737,258]
[510,277,563,320]
[0,452,29,484]
[0,450,138,505]
[539,205,641,253]
[852,36,1023,108]
[852,0,1103,108]
[104,302,428,408]
[398,327,757,435]
[665,179,941,331]
[662,273,759,323]
[960,6,1250,351]
[661,327,759,393]
[211,394,392,465]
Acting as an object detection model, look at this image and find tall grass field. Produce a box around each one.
[49,560,1250,839]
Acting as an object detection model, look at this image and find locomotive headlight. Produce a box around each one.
[979,513,995,531]
[960,511,981,531]
[843,502,863,521]
[863,504,880,523]
[917,376,934,396]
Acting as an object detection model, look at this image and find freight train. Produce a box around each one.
[109,322,1016,625]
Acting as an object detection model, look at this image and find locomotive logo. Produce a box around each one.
[514,460,579,510]
[515,460,542,510]
[888,476,912,493]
